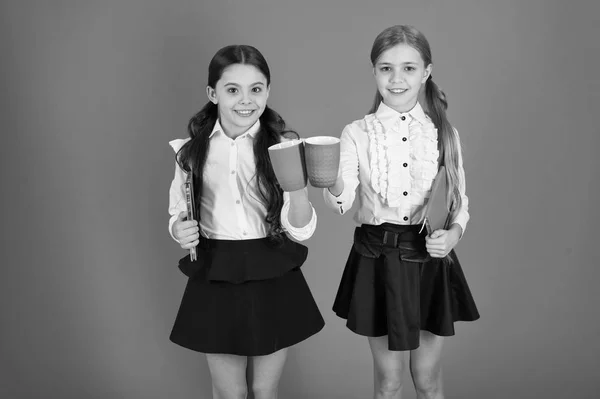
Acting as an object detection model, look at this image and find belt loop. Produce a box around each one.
[383,231,398,248]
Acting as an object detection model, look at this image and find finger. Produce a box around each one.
[175,223,199,238]
[427,247,446,257]
[177,211,187,221]
[426,237,445,246]
[178,210,199,224]
[425,238,446,248]
[173,218,198,234]
[425,234,440,244]
[427,248,441,257]
[179,232,200,245]
[180,218,199,228]
[179,222,199,233]
[426,239,445,247]
[181,240,199,250]
[429,229,446,239]
[426,243,447,254]
[174,226,196,241]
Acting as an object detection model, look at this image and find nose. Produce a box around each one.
[390,70,404,84]
[239,90,252,104]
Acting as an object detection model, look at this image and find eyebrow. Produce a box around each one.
[376,61,419,66]
[223,81,266,87]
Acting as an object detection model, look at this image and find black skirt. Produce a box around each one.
[333,223,479,351]
[170,236,325,356]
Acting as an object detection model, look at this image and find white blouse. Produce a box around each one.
[323,101,469,233]
[168,119,317,242]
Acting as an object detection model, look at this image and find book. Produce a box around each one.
[423,166,452,235]
[184,173,197,261]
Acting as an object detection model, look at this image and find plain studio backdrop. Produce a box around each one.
[1,0,598,398]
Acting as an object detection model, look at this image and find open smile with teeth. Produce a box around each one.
[388,88,408,94]
[235,110,256,117]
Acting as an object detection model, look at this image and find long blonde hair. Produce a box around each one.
[369,25,463,214]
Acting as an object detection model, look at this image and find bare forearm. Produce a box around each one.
[448,223,463,245]
[287,189,312,228]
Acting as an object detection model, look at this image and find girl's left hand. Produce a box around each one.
[425,225,462,258]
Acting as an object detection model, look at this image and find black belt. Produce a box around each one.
[359,223,424,249]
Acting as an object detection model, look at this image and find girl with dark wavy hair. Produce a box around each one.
[167,45,324,399]
[323,26,479,399]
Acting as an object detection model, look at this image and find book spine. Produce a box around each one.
[184,178,196,260]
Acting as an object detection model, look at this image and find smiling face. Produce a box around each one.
[207,63,270,138]
[373,43,432,113]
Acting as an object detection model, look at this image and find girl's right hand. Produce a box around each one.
[327,175,344,197]
[172,211,200,250]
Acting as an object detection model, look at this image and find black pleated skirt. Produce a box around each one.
[170,236,325,356]
[333,223,479,351]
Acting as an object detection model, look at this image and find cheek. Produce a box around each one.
[374,76,387,89]
[257,95,269,107]
[218,97,233,108]
[411,76,425,88]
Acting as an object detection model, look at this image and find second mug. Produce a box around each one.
[304,136,340,188]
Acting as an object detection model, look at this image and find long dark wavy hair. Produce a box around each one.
[176,45,297,243]
[369,25,464,216]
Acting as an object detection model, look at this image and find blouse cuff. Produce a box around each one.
[168,138,189,244]
[322,187,350,215]
[168,213,181,243]
[451,210,469,239]
[280,200,317,241]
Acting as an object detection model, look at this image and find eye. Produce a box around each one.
[251,87,262,93]
[404,66,416,72]
[380,66,391,72]
[227,87,238,94]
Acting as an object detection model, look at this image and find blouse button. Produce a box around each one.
[403,162,408,167]
[401,116,406,121]
[231,170,235,175]
[236,200,241,204]
[403,191,408,196]
[402,137,407,142]
[403,216,409,221]
[231,142,235,147]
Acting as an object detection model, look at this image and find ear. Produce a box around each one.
[265,84,271,101]
[422,64,432,84]
[206,86,217,104]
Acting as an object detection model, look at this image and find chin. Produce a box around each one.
[386,100,408,109]
[237,118,259,128]
[389,98,417,111]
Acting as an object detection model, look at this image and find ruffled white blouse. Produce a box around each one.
[323,101,469,233]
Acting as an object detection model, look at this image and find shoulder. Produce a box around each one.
[348,114,370,131]
[168,137,191,153]
[340,114,371,140]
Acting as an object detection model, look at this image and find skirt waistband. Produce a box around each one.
[197,236,284,250]
[358,223,425,248]
[178,235,308,283]
[353,224,428,261]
